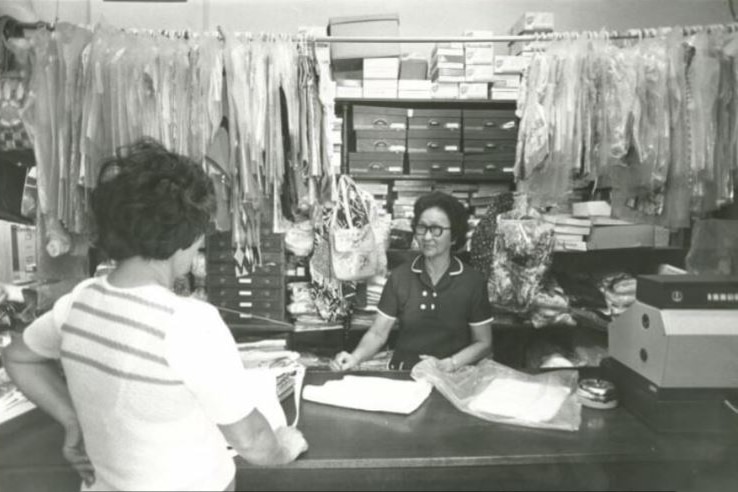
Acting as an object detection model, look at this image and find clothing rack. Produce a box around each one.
[6,18,738,43]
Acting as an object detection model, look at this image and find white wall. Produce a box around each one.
[4,0,731,36]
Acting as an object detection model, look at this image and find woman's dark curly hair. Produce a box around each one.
[411,191,469,251]
[91,138,216,261]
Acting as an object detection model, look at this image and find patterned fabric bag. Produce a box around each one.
[0,75,32,151]
[329,176,379,282]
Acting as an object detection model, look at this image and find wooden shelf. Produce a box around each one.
[335,98,517,108]
[352,173,513,182]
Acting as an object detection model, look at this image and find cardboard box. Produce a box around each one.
[490,88,518,101]
[508,40,550,56]
[465,46,495,65]
[399,57,428,79]
[465,65,496,82]
[493,55,530,74]
[328,14,400,61]
[572,200,611,217]
[363,79,398,98]
[459,82,489,99]
[510,11,555,34]
[363,57,400,79]
[491,74,522,89]
[462,30,495,47]
[587,225,671,250]
[431,82,459,99]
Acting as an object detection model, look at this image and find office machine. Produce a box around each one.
[605,274,738,433]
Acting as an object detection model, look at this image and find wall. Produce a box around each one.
[2,0,732,40]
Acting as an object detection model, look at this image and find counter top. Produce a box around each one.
[2,370,737,491]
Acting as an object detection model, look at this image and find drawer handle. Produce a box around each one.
[369,162,384,170]
[431,164,442,170]
[484,164,497,170]
[374,141,388,149]
[372,118,388,128]
[484,121,497,128]
[427,142,439,149]
[502,121,517,130]
[485,143,498,150]
[428,119,440,127]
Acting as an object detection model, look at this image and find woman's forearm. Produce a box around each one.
[3,347,78,429]
[351,329,389,364]
[449,340,492,368]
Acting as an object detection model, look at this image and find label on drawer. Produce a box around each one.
[387,166,403,173]
[389,145,406,152]
[444,145,459,152]
[390,122,405,130]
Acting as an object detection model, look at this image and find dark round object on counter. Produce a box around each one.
[577,378,618,410]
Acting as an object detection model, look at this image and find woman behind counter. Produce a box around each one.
[1,139,307,491]
[331,191,494,372]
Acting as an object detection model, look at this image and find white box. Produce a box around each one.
[462,30,495,47]
[490,88,518,101]
[465,46,495,65]
[363,79,398,98]
[430,60,465,71]
[363,57,400,79]
[459,82,489,99]
[464,65,496,82]
[398,91,432,99]
[336,81,363,98]
[490,74,522,89]
[399,80,432,91]
[572,201,612,217]
[510,11,555,34]
[494,55,530,74]
[509,40,550,56]
[431,82,459,99]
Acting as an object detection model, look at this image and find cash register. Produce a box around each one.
[605,274,738,433]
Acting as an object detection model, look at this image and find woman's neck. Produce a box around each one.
[106,256,173,289]
[424,254,451,284]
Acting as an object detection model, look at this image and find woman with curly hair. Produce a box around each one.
[1,138,307,491]
[331,191,494,372]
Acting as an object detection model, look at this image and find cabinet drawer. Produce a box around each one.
[212,297,284,313]
[353,106,407,130]
[408,108,461,131]
[207,234,284,254]
[407,137,460,153]
[463,139,517,155]
[220,308,287,324]
[355,130,406,153]
[408,153,463,175]
[463,153,515,176]
[349,152,404,175]
[207,287,284,302]
[463,111,518,138]
[207,274,284,288]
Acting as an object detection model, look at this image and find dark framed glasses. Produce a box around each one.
[414,224,451,237]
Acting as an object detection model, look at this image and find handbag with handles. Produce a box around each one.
[329,176,379,281]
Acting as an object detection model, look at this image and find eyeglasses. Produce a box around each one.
[414,224,451,237]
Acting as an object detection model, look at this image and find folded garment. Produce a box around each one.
[303,376,432,414]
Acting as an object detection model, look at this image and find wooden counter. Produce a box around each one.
[1,370,737,491]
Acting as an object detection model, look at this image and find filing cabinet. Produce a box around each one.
[349,152,404,175]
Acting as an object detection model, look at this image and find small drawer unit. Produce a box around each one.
[355,129,406,153]
[205,231,288,330]
[408,108,461,131]
[462,109,518,139]
[407,129,461,153]
[462,153,515,177]
[349,152,404,175]
[408,152,463,176]
[352,105,407,131]
[462,138,517,155]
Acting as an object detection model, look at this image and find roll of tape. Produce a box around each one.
[577,378,618,410]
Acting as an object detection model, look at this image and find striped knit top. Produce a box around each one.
[24,276,266,491]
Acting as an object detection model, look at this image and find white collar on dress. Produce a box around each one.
[410,255,463,276]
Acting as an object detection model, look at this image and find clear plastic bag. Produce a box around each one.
[411,358,581,432]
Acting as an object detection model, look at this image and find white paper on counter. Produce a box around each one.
[302,375,432,414]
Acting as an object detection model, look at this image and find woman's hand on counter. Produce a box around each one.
[62,421,95,487]
[275,426,309,463]
[330,351,358,372]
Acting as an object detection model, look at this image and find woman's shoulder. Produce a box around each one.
[456,258,487,283]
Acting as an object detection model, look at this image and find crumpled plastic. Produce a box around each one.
[411,358,581,431]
